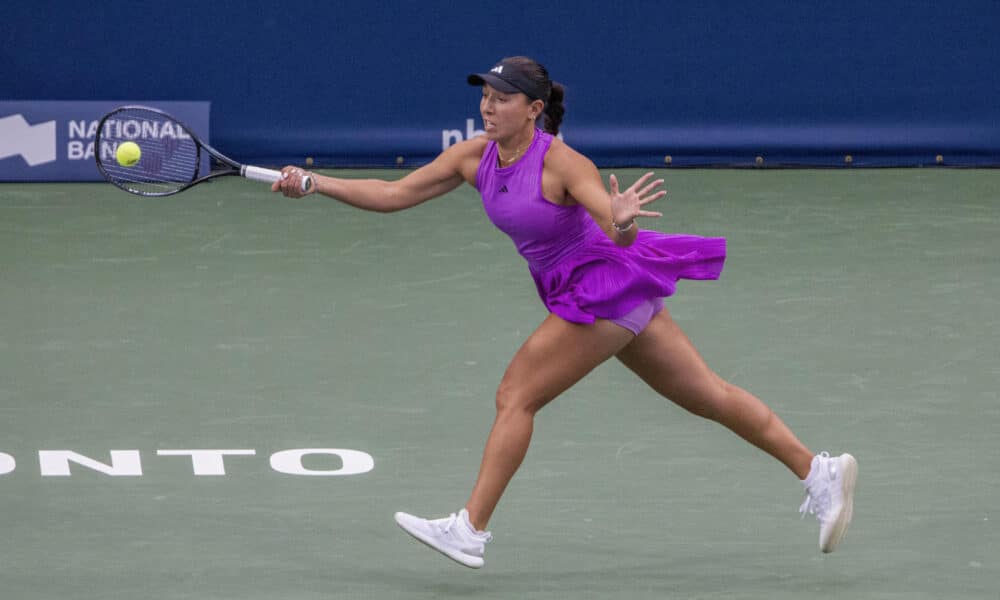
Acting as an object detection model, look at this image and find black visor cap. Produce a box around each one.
[467,59,548,102]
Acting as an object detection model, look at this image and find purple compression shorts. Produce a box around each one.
[609,298,664,336]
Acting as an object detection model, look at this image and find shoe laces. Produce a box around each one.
[439,512,493,543]
[799,452,833,521]
[799,488,831,521]
[439,513,493,543]
[439,513,460,535]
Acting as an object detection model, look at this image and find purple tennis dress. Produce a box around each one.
[476,129,726,328]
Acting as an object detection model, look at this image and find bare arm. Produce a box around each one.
[549,144,664,246]
[272,137,486,213]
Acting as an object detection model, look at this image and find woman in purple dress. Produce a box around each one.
[274,56,857,569]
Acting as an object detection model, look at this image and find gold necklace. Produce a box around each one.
[497,143,526,165]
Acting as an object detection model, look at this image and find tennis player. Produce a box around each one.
[273,56,858,569]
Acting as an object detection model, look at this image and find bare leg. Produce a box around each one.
[464,314,634,531]
[616,308,814,479]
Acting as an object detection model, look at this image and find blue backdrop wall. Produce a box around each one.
[3,0,999,168]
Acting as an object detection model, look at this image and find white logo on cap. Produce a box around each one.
[490,66,503,74]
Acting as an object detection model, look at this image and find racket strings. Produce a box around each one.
[96,107,200,195]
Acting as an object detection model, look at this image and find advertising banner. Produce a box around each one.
[0,101,210,182]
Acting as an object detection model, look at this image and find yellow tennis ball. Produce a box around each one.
[116,141,141,167]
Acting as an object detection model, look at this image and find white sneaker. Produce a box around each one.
[394,508,493,568]
[800,452,858,553]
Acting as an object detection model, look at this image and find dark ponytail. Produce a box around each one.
[499,56,565,135]
[542,82,565,135]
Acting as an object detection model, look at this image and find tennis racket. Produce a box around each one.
[94,105,311,197]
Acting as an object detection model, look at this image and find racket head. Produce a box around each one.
[94,105,207,197]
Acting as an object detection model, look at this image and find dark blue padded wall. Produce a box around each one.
[4,0,998,167]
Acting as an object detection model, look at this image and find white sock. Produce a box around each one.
[460,509,487,537]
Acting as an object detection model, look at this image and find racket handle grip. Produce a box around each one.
[243,165,312,192]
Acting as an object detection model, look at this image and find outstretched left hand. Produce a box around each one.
[609,172,665,228]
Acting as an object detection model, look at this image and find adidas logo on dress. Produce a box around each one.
[499,185,508,193]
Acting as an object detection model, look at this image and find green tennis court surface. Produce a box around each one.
[2,169,997,599]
